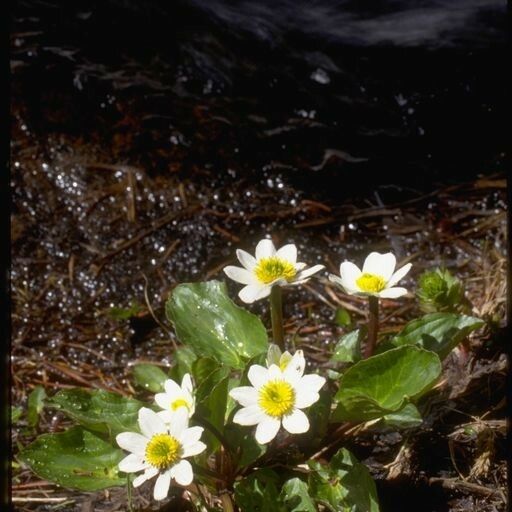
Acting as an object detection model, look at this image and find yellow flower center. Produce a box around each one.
[170,398,190,411]
[145,434,182,470]
[356,273,386,293]
[254,257,297,284]
[258,380,295,418]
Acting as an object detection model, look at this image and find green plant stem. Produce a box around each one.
[126,475,133,512]
[270,285,284,350]
[364,296,379,358]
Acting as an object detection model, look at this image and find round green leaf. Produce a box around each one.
[391,312,484,359]
[27,385,47,428]
[331,329,364,364]
[132,364,169,393]
[332,346,441,422]
[50,389,143,437]
[166,281,268,368]
[18,427,125,491]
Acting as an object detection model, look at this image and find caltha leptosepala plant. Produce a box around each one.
[18,238,484,510]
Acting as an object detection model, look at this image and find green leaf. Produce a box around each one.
[11,406,23,424]
[305,389,332,444]
[281,478,316,512]
[308,460,347,510]
[331,329,364,363]
[27,386,47,428]
[224,423,266,470]
[234,469,284,512]
[131,364,168,393]
[108,301,143,321]
[50,389,143,437]
[334,308,352,327]
[166,281,268,369]
[192,357,221,386]
[330,448,379,512]
[196,374,230,453]
[18,426,125,491]
[332,346,441,422]
[169,346,198,382]
[392,313,484,359]
[308,449,379,512]
[380,403,423,429]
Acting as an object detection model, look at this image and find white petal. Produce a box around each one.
[294,391,320,409]
[164,379,183,397]
[236,249,257,270]
[339,261,362,291]
[138,408,167,438]
[229,386,259,407]
[387,263,412,288]
[168,407,189,438]
[179,426,204,447]
[154,393,173,411]
[239,284,271,303]
[233,405,266,426]
[276,244,297,263]
[181,373,193,394]
[171,460,193,486]
[157,410,174,424]
[133,467,159,487]
[363,252,396,280]
[247,365,269,389]
[116,432,148,455]
[255,239,276,259]
[182,440,207,458]
[297,374,326,394]
[282,409,309,434]
[153,471,172,501]
[295,264,325,282]
[118,453,147,473]
[223,265,257,285]
[283,350,305,383]
[295,262,307,271]
[328,273,356,295]
[378,287,408,298]
[267,364,282,380]
[265,277,289,288]
[255,417,281,444]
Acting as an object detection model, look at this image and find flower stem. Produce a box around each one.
[364,296,379,358]
[126,475,133,512]
[270,285,285,350]
[220,493,235,512]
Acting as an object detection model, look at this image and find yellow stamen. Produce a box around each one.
[170,398,190,411]
[356,273,386,293]
[258,380,295,417]
[254,257,297,284]
[145,434,181,470]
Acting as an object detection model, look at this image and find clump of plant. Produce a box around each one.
[417,267,469,314]
[16,239,485,511]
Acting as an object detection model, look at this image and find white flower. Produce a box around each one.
[223,238,324,303]
[229,352,326,444]
[155,374,195,423]
[116,407,206,501]
[328,251,412,298]
[265,344,305,375]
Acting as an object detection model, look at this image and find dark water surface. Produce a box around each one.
[11,1,507,511]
